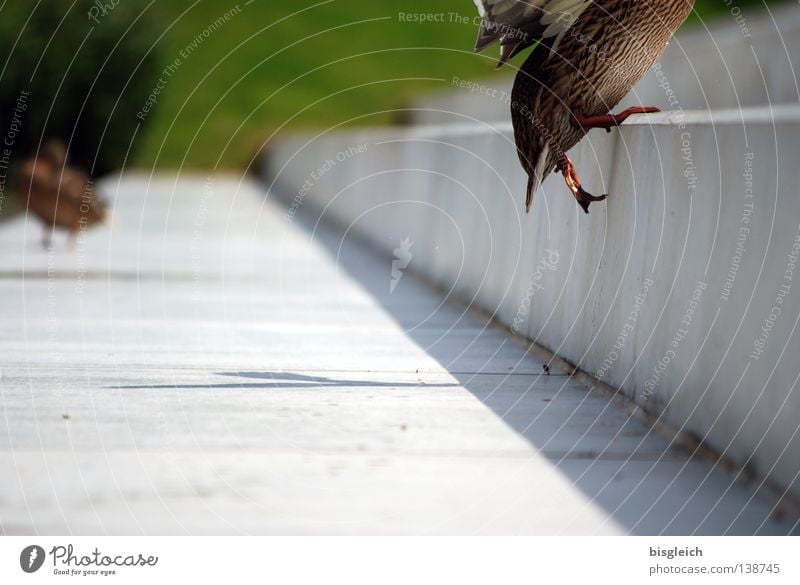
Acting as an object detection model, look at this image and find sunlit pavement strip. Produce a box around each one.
[0,175,794,535]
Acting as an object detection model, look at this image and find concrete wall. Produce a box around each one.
[267,106,800,500]
[414,3,800,125]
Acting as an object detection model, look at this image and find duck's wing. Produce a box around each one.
[472,0,592,66]
[18,159,57,199]
[59,166,108,218]
[59,167,92,200]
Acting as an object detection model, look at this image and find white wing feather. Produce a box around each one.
[472,0,592,65]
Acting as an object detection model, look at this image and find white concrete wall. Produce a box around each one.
[267,106,800,500]
[414,3,800,125]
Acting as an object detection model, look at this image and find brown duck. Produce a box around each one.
[473,0,694,213]
[17,140,106,247]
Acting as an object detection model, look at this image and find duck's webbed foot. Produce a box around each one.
[556,155,607,215]
[573,106,661,133]
[41,227,53,250]
[66,229,79,251]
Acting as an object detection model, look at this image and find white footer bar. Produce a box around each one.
[1,536,796,583]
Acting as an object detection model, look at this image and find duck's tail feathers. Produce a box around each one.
[525,145,550,213]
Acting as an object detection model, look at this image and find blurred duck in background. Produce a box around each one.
[17,140,107,248]
[472,0,695,214]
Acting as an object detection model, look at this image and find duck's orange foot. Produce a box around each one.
[556,155,607,215]
[573,185,608,214]
[574,106,661,133]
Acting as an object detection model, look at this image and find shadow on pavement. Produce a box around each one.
[288,202,797,536]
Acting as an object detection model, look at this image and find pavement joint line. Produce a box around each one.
[0,448,685,461]
[0,365,567,376]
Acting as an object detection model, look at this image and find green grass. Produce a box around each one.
[135,0,785,170]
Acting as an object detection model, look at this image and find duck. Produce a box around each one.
[472,0,695,213]
[17,140,106,247]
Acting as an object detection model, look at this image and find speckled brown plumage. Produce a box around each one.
[17,140,106,247]
[474,0,695,213]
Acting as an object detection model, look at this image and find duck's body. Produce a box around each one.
[18,141,106,247]
[473,0,695,212]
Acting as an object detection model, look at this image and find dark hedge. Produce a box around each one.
[0,1,162,177]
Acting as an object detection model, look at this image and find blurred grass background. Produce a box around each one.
[0,0,788,177]
[137,0,781,170]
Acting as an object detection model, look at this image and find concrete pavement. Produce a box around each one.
[0,174,795,534]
